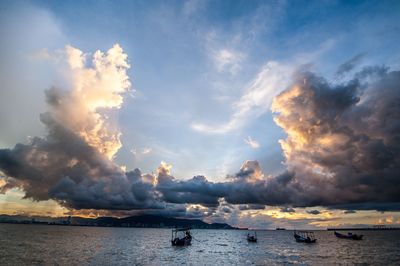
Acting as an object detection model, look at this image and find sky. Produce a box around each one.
[0,0,399,229]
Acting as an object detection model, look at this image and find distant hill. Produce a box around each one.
[0,214,236,229]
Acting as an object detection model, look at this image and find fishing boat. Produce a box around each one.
[247,231,257,242]
[171,228,192,246]
[334,231,363,240]
[293,230,317,243]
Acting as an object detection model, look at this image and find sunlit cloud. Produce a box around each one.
[1,1,399,229]
[47,44,131,159]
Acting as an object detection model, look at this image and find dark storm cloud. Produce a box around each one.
[1,64,399,213]
[0,114,163,210]
[156,174,226,206]
[238,204,266,211]
[330,202,400,212]
[280,207,296,213]
[151,66,400,211]
[306,210,321,215]
[270,66,400,210]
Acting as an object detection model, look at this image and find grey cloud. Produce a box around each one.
[280,207,296,213]
[238,204,266,210]
[335,53,366,78]
[1,64,400,214]
[0,114,162,210]
[306,210,321,215]
[148,66,398,211]
[270,66,400,210]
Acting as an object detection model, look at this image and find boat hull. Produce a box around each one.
[247,237,257,242]
[334,231,363,240]
[171,237,192,246]
[294,233,317,243]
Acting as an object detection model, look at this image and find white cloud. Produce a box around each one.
[191,39,337,135]
[192,61,292,134]
[213,48,245,74]
[131,147,152,156]
[142,147,152,154]
[244,136,260,149]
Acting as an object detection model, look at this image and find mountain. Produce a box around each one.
[0,214,236,229]
[87,215,235,229]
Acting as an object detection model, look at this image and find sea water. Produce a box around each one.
[1,224,399,265]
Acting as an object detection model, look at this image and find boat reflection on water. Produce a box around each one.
[171,228,192,246]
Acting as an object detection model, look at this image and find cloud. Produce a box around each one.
[238,204,266,211]
[131,147,152,156]
[271,66,400,209]
[156,65,400,211]
[0,45,162,210]
[280,207,296,213]
[142,148,152,154]
[1,44,399,215]
[335,53,366,79]
[244,136,260,149]
[192,61,292,134]
[0,3,67,148]
[306,210,321,215]
[213,49,244,74]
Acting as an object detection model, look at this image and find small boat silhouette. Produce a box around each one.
[294,230,317,243]
[247,231,257,242]
[171,228,192,246]
[334,231,363,240]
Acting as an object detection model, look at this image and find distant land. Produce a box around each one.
[327,226,400,231]
[0,214,238,229]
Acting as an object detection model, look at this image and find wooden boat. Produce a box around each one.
[247,231,257,242]
[294,230,317,243]
[171,228,192,246]
[334,231,363,240]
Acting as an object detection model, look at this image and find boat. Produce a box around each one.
[334,231,363,240]
[247,231,257,242]
[293,230,317,243]
[171,228,192,246]
[276,227,286,230]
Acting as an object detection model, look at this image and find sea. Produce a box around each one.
[1,224,399,265]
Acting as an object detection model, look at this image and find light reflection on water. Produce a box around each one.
[1,224,399,265]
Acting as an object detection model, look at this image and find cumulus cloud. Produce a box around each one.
[0,45,162,210]
[271,66,400,210]
[0,44,399,215]
[156,65,400,211]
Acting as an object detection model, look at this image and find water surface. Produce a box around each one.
[1,224,399,265]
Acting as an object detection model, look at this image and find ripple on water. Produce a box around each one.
[1,225,400,265]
